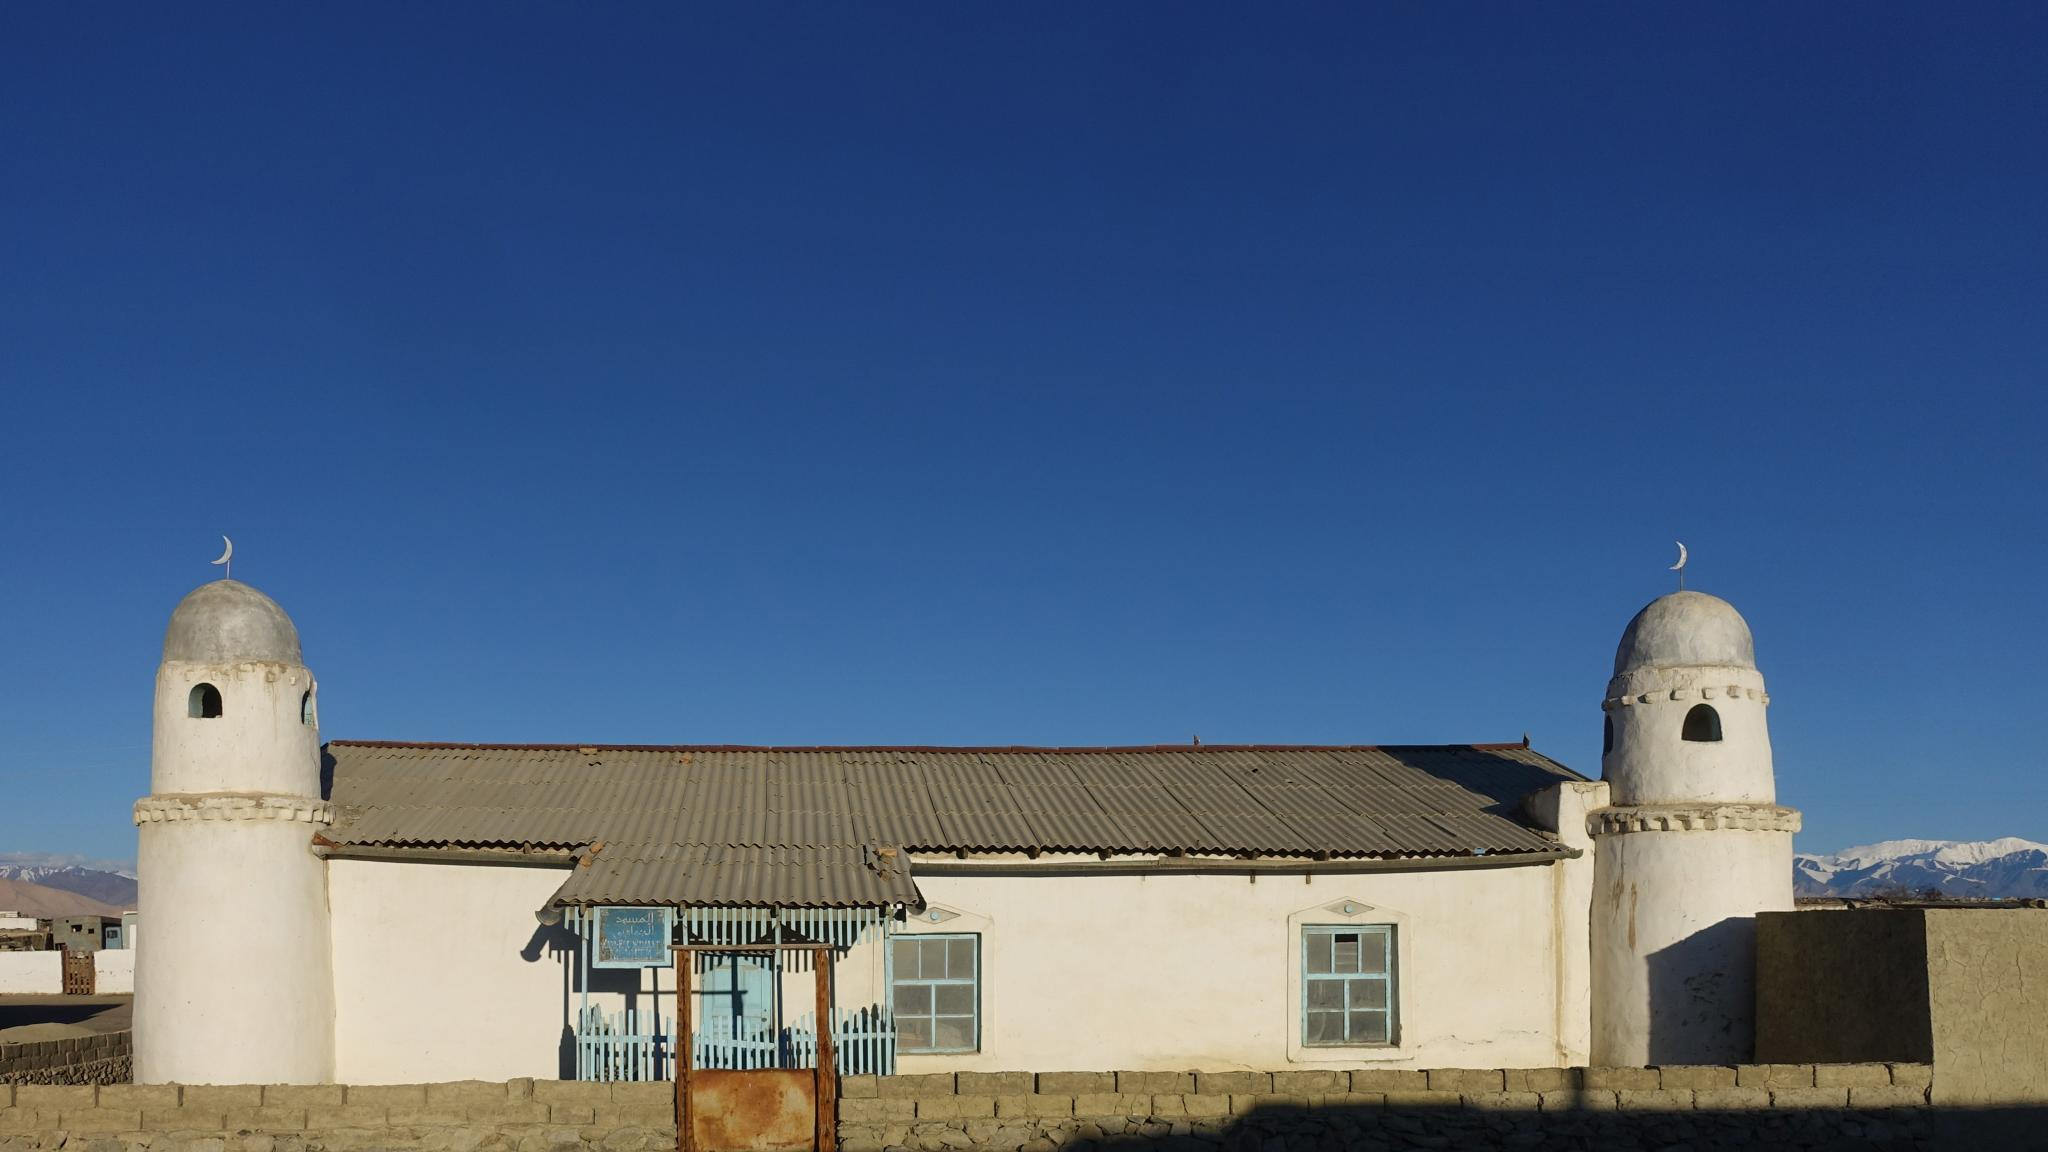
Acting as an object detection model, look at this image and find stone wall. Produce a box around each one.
[0,1033,130,1087]
[0,1066,1975,1152]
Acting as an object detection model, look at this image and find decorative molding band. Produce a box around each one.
[134,794,334,827]
[1602,685,1770,711]
[1589,804,1801,837]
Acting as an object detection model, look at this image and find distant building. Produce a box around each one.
[51,915,120,953]
[135,577,1795,1086]
[0,916,53,952]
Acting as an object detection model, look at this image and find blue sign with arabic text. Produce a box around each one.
[593,906,672,968]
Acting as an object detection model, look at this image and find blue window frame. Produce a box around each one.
[1301,924,1396,1047]
[889,933,979,1053]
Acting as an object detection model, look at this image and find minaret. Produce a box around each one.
[1589,590,1799,1065]
[134,579,335,1083]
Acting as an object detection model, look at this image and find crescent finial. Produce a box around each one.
[211,535,234,580]
[1670,540,1687,590]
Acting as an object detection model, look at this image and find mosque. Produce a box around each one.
[132,575,1795,1085]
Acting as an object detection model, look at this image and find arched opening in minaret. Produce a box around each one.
[1682,703,1722,742]
[301,690,315,726]
[188,683,223,719]
[1602,716,1614,754]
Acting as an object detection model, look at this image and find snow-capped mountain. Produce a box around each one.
[0,853,137,908]
[1795,838,2048,899]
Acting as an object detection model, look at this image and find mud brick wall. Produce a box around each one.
[839,1064,1938,1151]
[0,1065,1968,1152]
[0,1079,676,1152]
[0,1033,130,1087]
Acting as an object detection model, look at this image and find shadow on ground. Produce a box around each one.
[0,994,131,1038]
[1058,1101,2048,1151]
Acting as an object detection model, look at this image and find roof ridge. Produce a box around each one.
[324,739,1539,754]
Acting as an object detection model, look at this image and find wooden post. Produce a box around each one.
[814,950,837,1152]
[676,947,693,1152]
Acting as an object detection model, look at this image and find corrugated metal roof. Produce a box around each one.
[552,843,917,908]
[324,741,1581,864]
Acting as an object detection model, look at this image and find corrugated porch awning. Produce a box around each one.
[547,842,921,910]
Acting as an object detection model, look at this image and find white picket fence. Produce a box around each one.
[790,1004,896,1075]
[576,1003,896,1081]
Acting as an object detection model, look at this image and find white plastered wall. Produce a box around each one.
[135,819,335,1084]
[864,856,1580,1073]
[94,947,134,993]
[328,842,1594,1080]
[331,862,754,1084]
[1589,827,1793,1065]
[330,859,577,1083]
[1523,780,1609,1066]
[151,661,321,796]
[1603,665,1773,806]
[137,648,334,1085]
[0,952,61,993]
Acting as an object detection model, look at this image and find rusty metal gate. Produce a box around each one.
[674,934,839,1152]
[62,949,94,995]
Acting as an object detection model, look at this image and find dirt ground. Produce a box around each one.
[0,994,131,1045]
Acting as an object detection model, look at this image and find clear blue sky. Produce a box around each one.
[3,4,2043,863]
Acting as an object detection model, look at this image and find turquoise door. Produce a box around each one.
[692,953,778,1068]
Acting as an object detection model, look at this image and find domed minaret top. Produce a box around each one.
[163,579,303,665]
[1612,590,1755,675]
[1600,588,1774,807]
[149,578,319,798]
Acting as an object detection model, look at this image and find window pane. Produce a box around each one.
[933,1016,974,1051]
[1305,1010,1341,1045]
[934,983,974,1016]
[1303,924,1397,1046]
[1350,1011,1388,1045]
[1306,932,1333,974]
[1357,929,1389,975]
[893,984,931,1015]
[892,934,980,1052]
[897,1016,932,1051]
